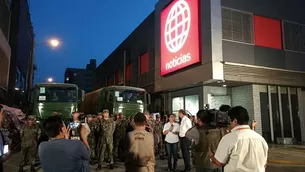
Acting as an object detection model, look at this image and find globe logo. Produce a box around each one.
[164,0,191,53]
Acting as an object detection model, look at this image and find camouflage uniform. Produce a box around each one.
[113,118,128,159]
[147,118,155,130]
[97,111,115,168]
[19,116,40,172]
[87,115,97,161]
[154,116,165,158]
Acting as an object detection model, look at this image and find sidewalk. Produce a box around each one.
[268,144,305,165]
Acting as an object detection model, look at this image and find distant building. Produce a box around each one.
[7,0,35,106]
[0,0,12,104]
[64,59,96,93]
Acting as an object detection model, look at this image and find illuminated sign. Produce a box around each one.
[160,0,200,76]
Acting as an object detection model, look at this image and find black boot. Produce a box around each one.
[109,164,114,169]
[173,161,177,172]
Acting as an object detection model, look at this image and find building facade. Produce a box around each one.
[0,0,12,103]
[65,59,96,93]
[7,0,35,106]
[94,0,305,143]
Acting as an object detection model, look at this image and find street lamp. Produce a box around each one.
[23,38,61,112]
[27,38,61,87]
[47,78,53,83]
[49,39,60,48]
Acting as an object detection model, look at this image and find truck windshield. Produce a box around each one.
[114,89,145,104]
[37,86,77,102]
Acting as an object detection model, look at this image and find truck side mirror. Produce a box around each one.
[78,89,85,102]
[146,93,151,105]
[81,90,85,102]
[106,92,113,102]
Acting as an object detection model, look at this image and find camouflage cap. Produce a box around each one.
[156,114,160,118]
[27,115,36,120]
[86,114,93,118]
[92,115,97,118]
[103,109,109,113]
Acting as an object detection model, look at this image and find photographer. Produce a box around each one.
[192,110,224,172]
[38,116,90,172]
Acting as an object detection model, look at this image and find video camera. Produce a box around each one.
[208,109,229,127]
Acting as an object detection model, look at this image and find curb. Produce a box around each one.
[268,159,305,165]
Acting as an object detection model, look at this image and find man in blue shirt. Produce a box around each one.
[38,116,90,172]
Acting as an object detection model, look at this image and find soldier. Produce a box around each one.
[126,115,135,133]
[92,114,100,161]
[154,114,165,159]
[144,112,159,154]
[96,109,115,170]
[113,113,128,160]
[87,114,97,164]
[19,115,40,172]
[144,111,154,132]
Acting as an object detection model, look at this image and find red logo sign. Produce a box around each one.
[160,0,200,76]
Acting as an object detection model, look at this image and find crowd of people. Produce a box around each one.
[11,104,268,172]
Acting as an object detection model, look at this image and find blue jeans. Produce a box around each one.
[166,142,178,169]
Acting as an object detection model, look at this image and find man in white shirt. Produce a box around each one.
[209,106,268,172]
[178,109,192,172]
[163,113,180,172]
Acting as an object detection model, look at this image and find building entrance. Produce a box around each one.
[260,86,301,143]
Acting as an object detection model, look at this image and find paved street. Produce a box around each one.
[4,145,305,172]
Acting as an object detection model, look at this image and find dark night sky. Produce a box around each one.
[30,0,157,84]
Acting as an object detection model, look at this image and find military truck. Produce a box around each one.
[29,83,85,123]
[80,86,150,117]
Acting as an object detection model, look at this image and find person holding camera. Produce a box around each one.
[192,110,224,172]
[163,113,180,172]
[38,115,90,172]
